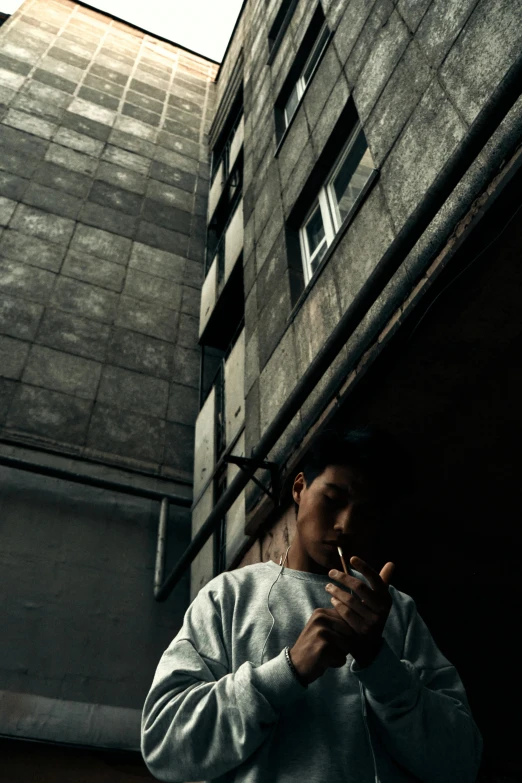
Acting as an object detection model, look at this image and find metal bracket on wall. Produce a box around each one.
[223,455,280,504]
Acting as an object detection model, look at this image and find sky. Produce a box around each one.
[1,0,244,62]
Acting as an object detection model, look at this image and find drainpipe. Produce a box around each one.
[154,498,170,598]
[155,49,522,601]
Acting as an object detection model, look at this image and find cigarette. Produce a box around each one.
[337,546,349,574]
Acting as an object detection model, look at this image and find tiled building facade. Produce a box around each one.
[1,0,522,780]
[0,0,217,473]
[0,0,217,776]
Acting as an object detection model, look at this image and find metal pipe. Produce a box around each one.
[0,454,192,507]
[155,50,522,601]
[154,498,169,597]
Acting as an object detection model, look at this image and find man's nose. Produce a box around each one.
[335,504,356,534]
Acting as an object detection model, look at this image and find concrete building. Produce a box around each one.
[0,0,217,778]
[1,0,522,780]
[185,1,522,782]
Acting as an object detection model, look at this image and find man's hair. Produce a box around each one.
[290,425,414,515]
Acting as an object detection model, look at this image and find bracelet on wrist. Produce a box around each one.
[284,646,307,687]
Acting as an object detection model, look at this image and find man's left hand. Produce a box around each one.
[325,557,395,668]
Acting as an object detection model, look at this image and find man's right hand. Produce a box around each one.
[289,607,357,686]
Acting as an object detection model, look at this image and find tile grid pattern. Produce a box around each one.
[0,0,219,479]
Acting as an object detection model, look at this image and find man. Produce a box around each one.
[141,427,482,782]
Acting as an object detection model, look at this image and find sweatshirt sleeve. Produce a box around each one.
[141,582,307,782]
[350,592,483,783]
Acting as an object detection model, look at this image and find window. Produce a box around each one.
[299,123,376,285]
[274,5,331,144]
[284,21,330,128]
[210,109,243,184]
[0,12,9,27]
[268,0,299,64]
[206,97,244,278]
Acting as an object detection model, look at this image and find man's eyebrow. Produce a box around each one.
[324,482,353,493]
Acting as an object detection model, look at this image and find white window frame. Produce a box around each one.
[299,195,335,286]
[299,122,374,285]
[283,21,330,129]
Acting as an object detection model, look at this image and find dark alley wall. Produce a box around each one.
[0,0,217,751]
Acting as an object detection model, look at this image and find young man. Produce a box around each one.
[141,428,482,782]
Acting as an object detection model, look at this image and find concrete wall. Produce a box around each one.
[217,0,522,509]
[0,0,218,753]
[193,4,522,776]
[235,166,522,779]
[0,0,218,480]
[0,461,192,749]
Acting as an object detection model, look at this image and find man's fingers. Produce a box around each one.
[350,556,395,590]
[335,592,378,622]
[349,556,382,591]
[380,561,395,585]
[330,600,369,634]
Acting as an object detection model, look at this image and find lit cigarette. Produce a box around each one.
[337,546,349,574]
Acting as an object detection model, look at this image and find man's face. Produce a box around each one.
[290,463,382,575]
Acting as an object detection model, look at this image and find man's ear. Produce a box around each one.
[292,472,306,506]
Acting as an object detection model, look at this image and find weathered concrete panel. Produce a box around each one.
[353,10,410,123]
[97,365,169,418]
[439,0,522,125]
[10,203,76,245]
[164,420,195,474]
[364,39,432,167]
[330,182,396,313]
[107,327,171,378]
[0,228,66,272]
[259,326,298,438]
[0,257,56,304]
[397,0,431,32]
[199,255,217,337]
[62,249,127,292]
[190,483,215,602]
[51,276,120,323]
[416,0,480,69]
[0,334,30,380]
[224,198,244,283]
[225,328,245,446]
[129,242,186,283]
[36,308,110,362]
[193,386,215,500]
[226,430,248,568]
[7,384,92,445]
[86,403,166,464]
[380,79,466,231]
[22,345,102,400]
[0,294,43,342]
[70,222,132,264]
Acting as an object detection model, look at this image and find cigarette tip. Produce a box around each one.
[337,546,349,574]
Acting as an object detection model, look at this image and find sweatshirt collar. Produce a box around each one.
[264,558,356,584]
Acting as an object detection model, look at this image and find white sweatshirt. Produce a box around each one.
[141,559,482,782]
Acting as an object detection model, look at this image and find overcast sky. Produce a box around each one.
[1,0,243,62]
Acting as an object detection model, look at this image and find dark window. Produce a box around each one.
[274,4,331,146]
[210,92,243,184]
[285,99,378,301]
[213,464,228,576]
[207,91,244,280]
[199,262,245,407]
[267,0,299,64]
[206,165,243,278]
[0,13,10,27]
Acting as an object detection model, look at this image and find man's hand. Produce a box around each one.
[326,557,395,668]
